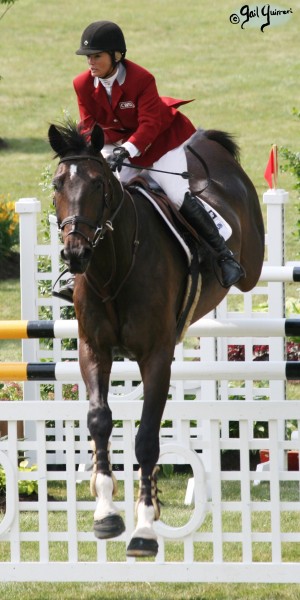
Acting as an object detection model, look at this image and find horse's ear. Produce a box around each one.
[48,124,68,156]
[90,124,104,153]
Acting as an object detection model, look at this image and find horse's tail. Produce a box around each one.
[203,129,240,163]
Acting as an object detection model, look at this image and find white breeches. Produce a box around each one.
[102,142,190,209]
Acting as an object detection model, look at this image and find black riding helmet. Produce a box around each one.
[76,21,127,58]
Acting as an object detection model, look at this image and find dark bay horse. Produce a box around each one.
[48,122,264,557]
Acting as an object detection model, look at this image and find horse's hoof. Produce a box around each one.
[94,514,125,539]
[126,537,158,557]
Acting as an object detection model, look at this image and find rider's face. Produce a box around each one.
[87,52,116,79]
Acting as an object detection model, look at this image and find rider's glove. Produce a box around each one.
[106,147,130,172]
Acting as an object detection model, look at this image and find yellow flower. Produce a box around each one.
[0,196,19,256]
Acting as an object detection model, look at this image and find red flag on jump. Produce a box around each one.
[264,145,278,188]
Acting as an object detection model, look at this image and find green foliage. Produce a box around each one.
[0,465,5,494]
[160,463,174,478]
[17,460,38,495]
[286,420,298,440]
[281,148,300,196]
[0,381,22,400]
[286,297,300,315]
[280,109,300,256]
[228,419,297,444]
[280,109,300,196]
[39,383,79,401]
[0,459,38,497]
[0,0,17,15]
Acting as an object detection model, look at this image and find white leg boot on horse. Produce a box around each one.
[90,441,125,539]
[126,466,160,557]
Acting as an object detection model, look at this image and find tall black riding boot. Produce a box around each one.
[180,192,244,288]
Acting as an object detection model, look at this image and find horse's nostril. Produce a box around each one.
[61,246,91,259]
[60,248,67,261]
[82,247,92,260]
[60,245,92,273]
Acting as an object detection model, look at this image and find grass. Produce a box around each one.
[1,475,300,598]
[0,0,299,201]
[0,279,20,319]
[0,279,21,360]
[0,582,299,600]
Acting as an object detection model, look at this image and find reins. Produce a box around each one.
[84,188,140,303]
[122,162,190,179]
[121,143,212,195]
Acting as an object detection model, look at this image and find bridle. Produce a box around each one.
[55,153,139,303]
[56,154,125,248]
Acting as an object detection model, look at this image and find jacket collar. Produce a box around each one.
[93,62,126,89]
[116,62,126,85]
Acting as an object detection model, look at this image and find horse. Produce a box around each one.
[48,121,264,557]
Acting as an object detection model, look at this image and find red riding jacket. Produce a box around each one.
[73,59,196,167]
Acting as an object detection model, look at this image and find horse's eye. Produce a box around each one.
[52,178,63,192]
[92,177,103,191]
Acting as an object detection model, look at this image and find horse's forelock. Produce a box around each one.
[50,121,104,160]
[65,125,87,155]
[50,121,90,159]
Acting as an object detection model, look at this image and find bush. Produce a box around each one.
[280,108,300,195]
[0,382,23,400]
[0,196,19,258]
[0,460,38,498]
[280,108,300,255]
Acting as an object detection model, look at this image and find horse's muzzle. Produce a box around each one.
[60,245,92,274]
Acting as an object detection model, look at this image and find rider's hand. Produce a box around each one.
[106,147,130,172]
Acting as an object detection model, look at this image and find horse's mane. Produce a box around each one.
[202,129,240,163]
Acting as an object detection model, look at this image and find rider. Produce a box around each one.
[55,20,243,302]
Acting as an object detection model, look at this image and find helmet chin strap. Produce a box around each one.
[101,63,118,79]
[101,52,121,79]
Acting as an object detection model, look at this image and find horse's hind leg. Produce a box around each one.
[126,350,173,557]
[80,342,125,539]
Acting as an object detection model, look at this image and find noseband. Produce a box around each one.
[59,214,105,248]
[57,155,125,248]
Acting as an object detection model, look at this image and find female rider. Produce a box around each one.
[55,20,243,301]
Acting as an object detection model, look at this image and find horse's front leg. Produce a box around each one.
[80,341,125,539]
[126,349,173,557]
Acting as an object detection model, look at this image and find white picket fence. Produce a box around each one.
[1,188,300,583]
